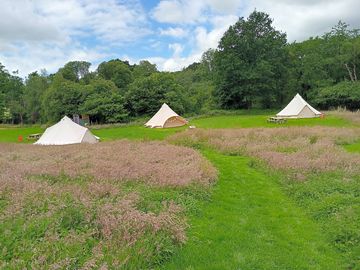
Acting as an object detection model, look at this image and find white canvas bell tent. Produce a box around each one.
[276,93,322,118]
[34,116,99,145]
[145,103,188,128]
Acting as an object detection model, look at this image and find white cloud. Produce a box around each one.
[244,0,360,41]
[151,0,242,24]
[151,14,237,72]
[169,43,184,57]
[152,0,205,24]
[160,27,188,38]
[0,0,150,76]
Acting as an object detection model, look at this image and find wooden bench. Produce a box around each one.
[267,117,287,124]
[27,133,42,140]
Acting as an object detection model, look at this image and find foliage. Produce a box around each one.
[97,59,133,90]
[133,60,158,79]
[80,79,128,123]
[311,81,360,110]
[42,73,88,122]
[213,11,289,109]
[23,71,49,123]
[125,72,188,116]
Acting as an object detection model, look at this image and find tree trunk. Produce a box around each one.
[345,63,354,82]
[353,63,357,81]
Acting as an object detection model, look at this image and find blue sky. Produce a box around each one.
[1,0,360,77]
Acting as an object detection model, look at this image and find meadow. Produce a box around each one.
[0,111,360,269]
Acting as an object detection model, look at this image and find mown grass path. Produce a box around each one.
[161,150,343,269]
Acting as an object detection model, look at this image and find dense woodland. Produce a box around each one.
[1,11,360,124]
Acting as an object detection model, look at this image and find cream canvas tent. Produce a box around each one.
[276,93,322,118]
[145,103,188,128]
[35,116,99,145]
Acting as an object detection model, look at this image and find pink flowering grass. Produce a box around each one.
[0,140,216,269]
[168,127,360,174]
[0,140,216,186]
[328,109,360,125]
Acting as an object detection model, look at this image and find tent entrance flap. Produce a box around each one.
[163,116,187,128]
[298,105,316,118]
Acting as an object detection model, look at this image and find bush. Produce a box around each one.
[311,81,360,110]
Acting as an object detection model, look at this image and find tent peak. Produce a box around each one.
[61,115,73,121]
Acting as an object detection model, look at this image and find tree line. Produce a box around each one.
[1,11,359,125]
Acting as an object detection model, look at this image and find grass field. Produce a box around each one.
[344,140,360,153]
[161,150,343,269]
[0,126,44,143]
[191,114,353,129]
[1,111,360,269]
[0,113,354,144]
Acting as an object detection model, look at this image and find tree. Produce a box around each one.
[80,78,128,123]
[97,60,133,90]
[125,73,186,116]
[24,72,49,123]
[311,81,360,110]
[322,21,360,83]
[286,38,332,100]
[213,11,288,109]
[0,65,26,124]
[133,60,157,79]
[42,73,87,122]
[60,61,91,82]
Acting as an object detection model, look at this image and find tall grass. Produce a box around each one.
[0,140,216,269]
[169,127,360,175]
[328,109,360,125]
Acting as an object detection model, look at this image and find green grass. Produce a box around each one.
[0,112,355,144]
[91,125,185,141]
[191,114,352,129]
[0,126,44,143]
[283,172,360,269]
[160,151,343,269]
[343,140,360,153]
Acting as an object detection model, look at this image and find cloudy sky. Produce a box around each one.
[1,0,360,76]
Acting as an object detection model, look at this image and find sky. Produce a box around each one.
[1,0,360,77]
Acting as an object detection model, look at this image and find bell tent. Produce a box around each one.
[276,93,322,118]
[145,103,188,128]
[35,116,99,145]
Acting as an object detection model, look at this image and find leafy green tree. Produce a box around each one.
[97,60,133,89]
[311,81,360,110]
[24,72,49,123]
[42,73,87,122]
[286,38,332,101]
[81,93,128,123]
[174,60,215,114]
[125,73,186,116]
[80,78,128,123]
[0,66,26,124]
[133,60,158,79]
[60,61,91,82]
[213,11,288,109]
